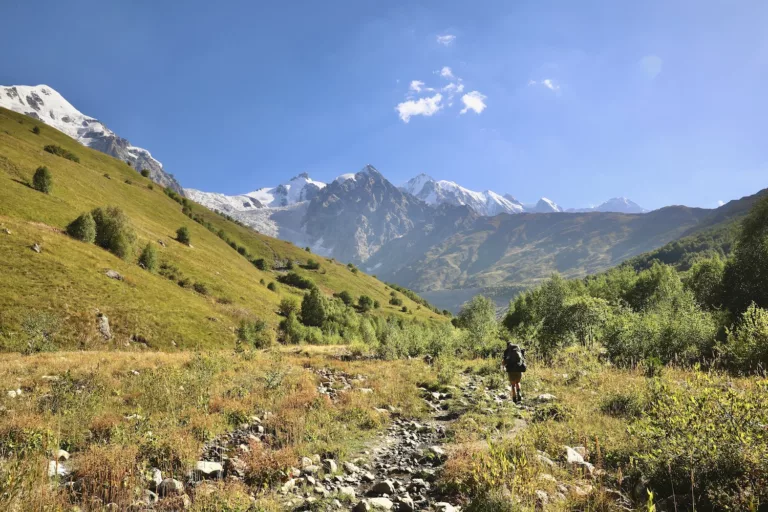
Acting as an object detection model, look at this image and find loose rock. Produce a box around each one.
[104,269,123,280]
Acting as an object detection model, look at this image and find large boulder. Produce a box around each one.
[157,478,184,497]
[193,461,223,480]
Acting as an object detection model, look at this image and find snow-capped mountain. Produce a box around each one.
[568,197,647,214]
[526,197,564,213]
[0,84,183,194]
[402,174,524,216]
[185,173,326,213]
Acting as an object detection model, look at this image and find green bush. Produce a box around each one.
[267,282,277,292]
[278,297,300,317]
[301,287,327,327]
[43,144,79,162]
[32,166,52,194]
[253,258,270,271]
[32,125,40,135]
[140,169,151,178]
[176,226,191,245]
[304,258,321,270]
[138,242,158,272]
[599,391,645,418]
[335,290,354,306]
[389,297,403,306]
[358,295,374,312]
[193,282,209,295]
[277,272,315,290]
[236,319,272,349]
[66,212,96,243]
[630,375,768,510]
[723,303,768,373]
[91,206,137,260]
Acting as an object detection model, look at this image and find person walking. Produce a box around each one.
[503,341,527,403]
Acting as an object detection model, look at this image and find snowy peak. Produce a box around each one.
[0,84,183,193]
[529,197,564,213]
[186,174,326,212]
[567,197,648,214]
[401,174,523,216]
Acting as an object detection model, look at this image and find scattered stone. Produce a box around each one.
[97,313,112,340]
[1,228,10,235]
[338,486,356,499]
[157,478,184,497]
[31,243,42,253]
[303,464,320,475]
[368,497,394,510]
[280,478,296,494]
[362,471,376,482]
[398,496,415,512]
[6,389,22,399]
[343,461,361,474]
[434,503,457,512]
[370,480,395,496]
[536,393,557,402]
[157,239,167,247]
[47,460,70,478]
[301,456,314,468]
[538,473,557,483]
[573,446,587,458]
[353,501,371,512]
[104,269,123,280]
[428,445,446,459]
[323,459,338,473]
[564,446,595,475]
[535,490,549,507]
[358,388,374,394]
[193,461,223,480]
[55,449,70,462]
[147,468,162,491]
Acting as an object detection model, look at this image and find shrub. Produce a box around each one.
[599,391,645,418]
[277,272,315,290]
[401,306,408,313]
[389,297,403,306]
[178,277,192,288]
[253,258,270,271]
[138,242,158,272]
[236,319,273,349]
[723,303,768,373]
[278,297,300,317]
[301,288,327,327]
[267,282,277,292]
[176,226,191,245]
[147,183,154,190]
[32,125,40,135]
[91,206,137,260]
[32,166,52,193]
[43,144,79,162]
[140,169,151,178]
[304,258,321,270]
[66,212,96,243]
[374,300,381,309]
[335,290,354,306]
[20,311,60,354]
[358,295,374,312]
[124,179,133,185]
[285,259,294,270]
[237,245,248,256]
[193,282,209,295]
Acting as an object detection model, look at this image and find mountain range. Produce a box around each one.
[2,84,750,312]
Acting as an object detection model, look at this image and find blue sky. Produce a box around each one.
[1,0,767,210]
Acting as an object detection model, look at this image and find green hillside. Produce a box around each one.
[0,108,443,350]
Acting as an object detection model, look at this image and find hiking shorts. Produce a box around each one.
[507,371,522,385]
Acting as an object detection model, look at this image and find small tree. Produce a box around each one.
[301,287,327,327]
[66,212,96,243]
[176,226,191,245]
[374,300,381,309]
[91,206,137,260]
[267,282,277,292]
[253,258,270,271]
[140,169,151,178]
[32,166,52,194]
[138,242,158,272]
[358,295,374,312]
[278,297,300,317]
[335,290,354,306]
[193,282,209,295]
[32,125,41,135]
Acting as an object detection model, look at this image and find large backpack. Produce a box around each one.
[504,344,527,372]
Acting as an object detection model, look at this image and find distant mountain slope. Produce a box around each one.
[369,205,711,293]
[568,197,648,214]
[0,107,442,349]
[0,85,183,194]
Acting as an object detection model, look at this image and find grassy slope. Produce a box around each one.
[0,108,442,350]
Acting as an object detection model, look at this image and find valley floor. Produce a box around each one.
[0,347,761,511]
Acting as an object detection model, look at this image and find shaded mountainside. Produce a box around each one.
[370,206,711,294]
[0,107,443,349]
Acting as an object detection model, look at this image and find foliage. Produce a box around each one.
[32,166,52,194]
[335,290,354,306]
[193,282,209,295]
[389,296,403,306]
[43,144,80,162]
[176,226,191,245]
[20,311,60,354]
[301,288,328,327]
[32,125,40,135]
[140,169,150,178]
[66,212,96,243]
[357,295,374,312]
[455,296,500,357]
[267,281,277,292]
[278,297,300,317]
[303,258,321,270]
[91,206,137,260]
[253,258,270,271]
[277,272,315,290]
[685,256,725,310]
[236,318,272,349]
[138,242,158,272]
[723,303,768,373]
[630,374,768,510]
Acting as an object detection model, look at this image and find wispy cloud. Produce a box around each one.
[528,79,560,92]
[639,55,663,79]
[436,34,456,46]
[440,66,454,79]
[460,91,487,115]
[396,93,443,123]
[717,200,725,207]
[409,80,425,93]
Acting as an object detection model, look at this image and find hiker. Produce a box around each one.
[503,341,527,403]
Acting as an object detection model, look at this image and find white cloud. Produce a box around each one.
[460,91,487,115]
[639,55,663,79]
[396,93,443,123]
[409,80,425,93]
[442,82,465,94]
[717,200,725,206]
[440,66,454,79]
[528,79,560,92]
[436,34,456,46]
